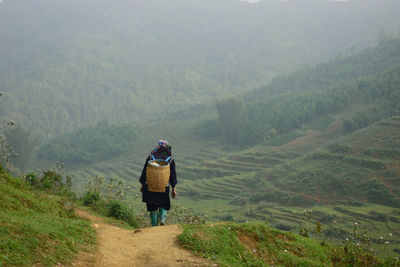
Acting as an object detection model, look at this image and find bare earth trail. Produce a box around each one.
[72,209,212,267]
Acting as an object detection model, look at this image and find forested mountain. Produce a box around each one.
[34,37,400,170]
[198,38,400,146]
[1,0,400,137]
[246,38,400,101]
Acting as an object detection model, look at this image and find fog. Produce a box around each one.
[0,0,399,138]
[1,2,400,253]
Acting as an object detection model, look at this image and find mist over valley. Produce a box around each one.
[1,0,400,264]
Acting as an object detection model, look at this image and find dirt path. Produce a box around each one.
[71,209,212,267]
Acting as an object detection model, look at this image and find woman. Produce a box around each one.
[139,140,177,226]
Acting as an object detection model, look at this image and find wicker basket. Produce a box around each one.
[146,159,170,192]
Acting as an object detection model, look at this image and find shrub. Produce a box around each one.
[82,191,101,206]
[40,170,62,191]
[108,201,129,219]
[275,223,293,231]
[25,172,38,186]
[168,204,208,225]
[107,201,139,228]
[26,165,75,197]
[327,143,351,154]
[369,211,388,222]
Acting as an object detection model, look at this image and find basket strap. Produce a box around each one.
[149,155,172,163]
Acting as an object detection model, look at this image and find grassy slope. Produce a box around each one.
[264,117,400,207]
[0,170,95,266]
[178,222,396,267]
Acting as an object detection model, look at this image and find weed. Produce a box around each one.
[168,204,208,225]
[82,175,143,228]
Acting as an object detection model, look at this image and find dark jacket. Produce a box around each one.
[139,152,177,210]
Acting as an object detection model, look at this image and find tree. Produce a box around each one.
[4,124,38,171]
[215,96,243,145]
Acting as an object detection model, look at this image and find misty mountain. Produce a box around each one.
[189,39,400,148]
[1,0,400,136]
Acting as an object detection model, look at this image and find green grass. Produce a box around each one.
[0,170,96,266]
[303,116,337,130]
[178,222,395,266]
[265,131,305,146]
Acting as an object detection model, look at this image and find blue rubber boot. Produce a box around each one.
[150,211,158,226]
[159,207,167,225]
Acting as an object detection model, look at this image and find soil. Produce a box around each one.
[70,209,213,267]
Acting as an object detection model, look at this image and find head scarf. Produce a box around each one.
[151,139,172,156]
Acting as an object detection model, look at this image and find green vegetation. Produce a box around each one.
[48,86,400,258]
[80,175,143,228]
[248,38,400,101]
[179,222,397,266]
[199,39,400,146]
[2,0,400,137]
[2,3,400,263]
[3,124,37,171]
[265,131,305,147]
[37,121,137,165]
[0,169,96,266]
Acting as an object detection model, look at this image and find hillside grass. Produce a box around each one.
[0,170,96,266]
[178,222,396,267]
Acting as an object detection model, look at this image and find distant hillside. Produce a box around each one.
[246,38,400,101]
[251,116,400,207]
[0,169,95,266]
[195,39,400,146]
[176,116,400,208]
[1,0,400,136]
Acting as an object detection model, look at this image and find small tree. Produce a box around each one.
[0,92,17,169]
[4,123,38,171]
[215,96,243,145]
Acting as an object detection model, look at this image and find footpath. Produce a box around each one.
[70,209,212,267]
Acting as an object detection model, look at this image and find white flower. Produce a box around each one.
[356,243,360,246]
[385,241,390,245]
[389,233,392,237]
[345,238,349,241]
[284,249,288,252]
[380,236,384,239]
[354,222,358,225]
[252,249,256,253]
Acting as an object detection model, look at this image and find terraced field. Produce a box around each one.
[64,116,400,256]
[69,139,305,203]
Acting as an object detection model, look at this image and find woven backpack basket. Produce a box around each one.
[146,159,170,192]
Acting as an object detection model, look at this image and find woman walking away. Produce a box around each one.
[139,140,177,226]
